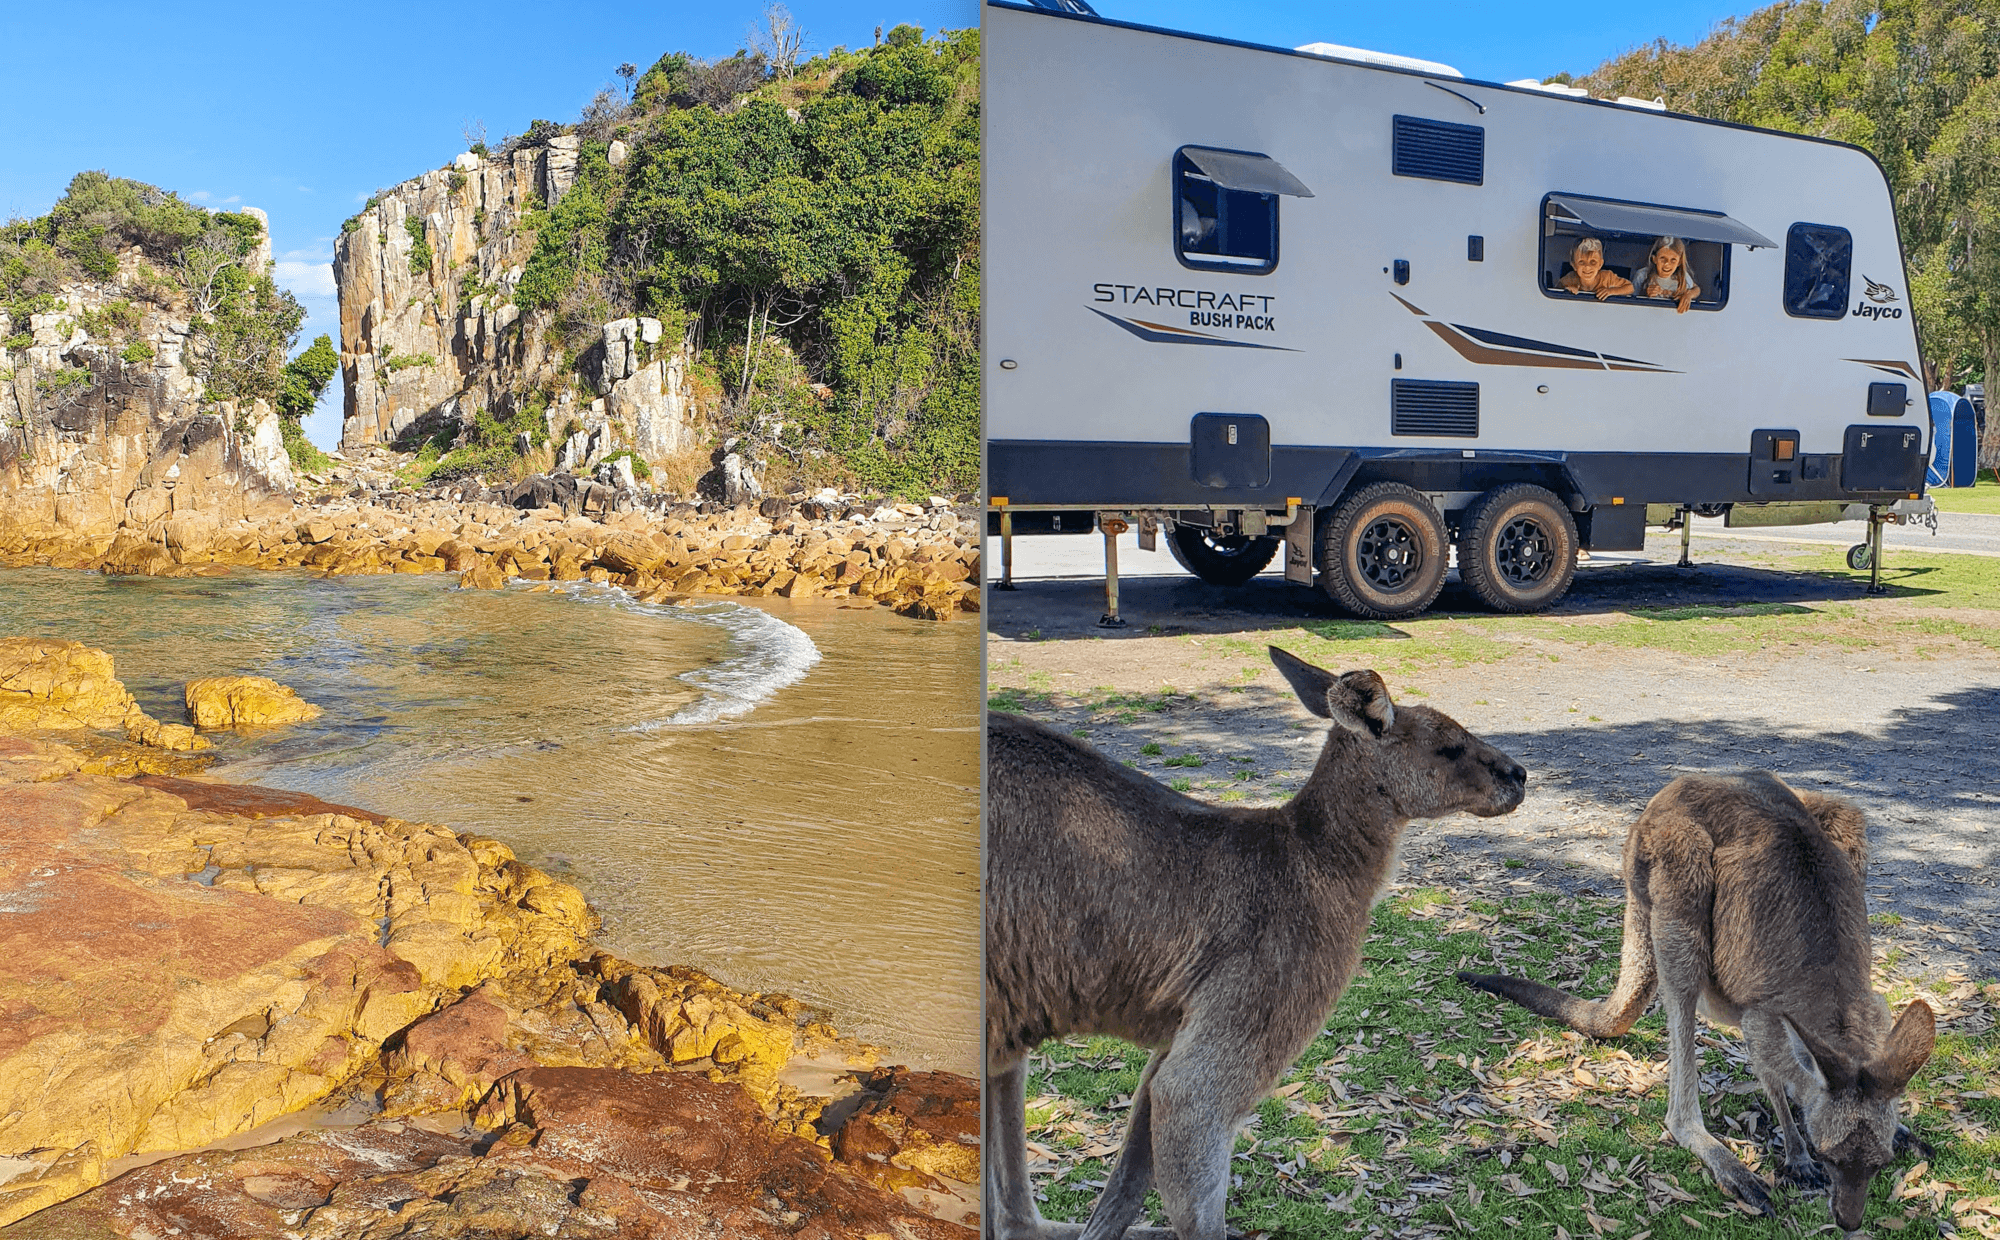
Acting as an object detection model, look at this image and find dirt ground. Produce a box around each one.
[987,530,2000,979]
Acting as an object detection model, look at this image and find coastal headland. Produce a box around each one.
[0,641,978,1235]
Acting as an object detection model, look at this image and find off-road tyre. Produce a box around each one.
[1317,482,1449,619]
[1165,523,1281,586]
[1457,484,1578,613]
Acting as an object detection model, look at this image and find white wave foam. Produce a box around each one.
[535,582,821,724]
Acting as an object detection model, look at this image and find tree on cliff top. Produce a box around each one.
[509,27,979,495]
[3,173,302,418]
[1572,0,2000,389]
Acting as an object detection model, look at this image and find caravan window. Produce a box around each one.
[1783,223,1852,319]
[1174,148,1281,274]
[1537,194,1733,311]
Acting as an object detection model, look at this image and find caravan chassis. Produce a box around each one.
[987,486,1926,625]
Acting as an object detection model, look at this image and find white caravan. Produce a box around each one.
[984,0,1932,618]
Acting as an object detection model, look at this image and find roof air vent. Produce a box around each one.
[1295,42,1463,78]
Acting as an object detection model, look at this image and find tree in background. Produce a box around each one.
[1577,0,2000,402]
[752,4,809,79]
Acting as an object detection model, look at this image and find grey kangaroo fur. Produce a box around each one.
[986,647,1527,1240]
[1459,772,1934,1234]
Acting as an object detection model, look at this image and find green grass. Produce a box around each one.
[1785,547,2000,613]
[1927,473,2000,515]
[1020,889,2000,1240]
[988,688,1053,714]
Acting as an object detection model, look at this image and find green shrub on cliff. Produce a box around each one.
[278,334,337,419]
[510,27,980,495]
[1,174,301,413]
[381,350,437,374]
[599,448,652,480]
[281,418,335,474]
[405,215,433,275]
[402,403,548,485]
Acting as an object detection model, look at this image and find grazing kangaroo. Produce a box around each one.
[1459,772,1934,1234]
[986,647,1526,1240]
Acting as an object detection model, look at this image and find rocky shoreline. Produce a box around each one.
[0,642,977,1236]
[0,466,982,623]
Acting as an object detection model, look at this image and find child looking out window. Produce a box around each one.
[1634,236,1701,313]
[1559,237,1633,301]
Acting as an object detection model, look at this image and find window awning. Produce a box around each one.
[1546,194,1777,249]
[1182,147,1315,198]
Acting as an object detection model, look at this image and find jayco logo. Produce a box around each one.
[1854,275,1903,319]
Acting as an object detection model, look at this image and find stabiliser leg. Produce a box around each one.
[1867,507,1887,595]
[997,506,1017,591]
[1099,517,1128,629]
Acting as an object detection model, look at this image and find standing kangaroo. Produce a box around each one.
[1459,772,1934,1234]
[986,647,1526,1240]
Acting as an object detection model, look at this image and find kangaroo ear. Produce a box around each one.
[1268,649,1396,735]
[1326,670,1396,737]
[1862,1000,1936,1099]
[1268,646,1338,719]
[1782,1017,1840,1092]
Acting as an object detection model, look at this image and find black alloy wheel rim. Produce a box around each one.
[1495,515,1555,587]
[1355,516,1424,592]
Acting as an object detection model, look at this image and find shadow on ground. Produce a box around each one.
[985,558,1935,641]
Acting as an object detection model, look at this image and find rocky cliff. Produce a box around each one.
[333,139,694,466]
[0,224,296,533]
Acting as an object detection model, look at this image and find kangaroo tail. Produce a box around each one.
[1456,885,1658,1039]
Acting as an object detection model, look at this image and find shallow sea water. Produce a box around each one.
[0,567,980,1070]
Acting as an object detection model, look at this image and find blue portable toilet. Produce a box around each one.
[1928,391,1978,488]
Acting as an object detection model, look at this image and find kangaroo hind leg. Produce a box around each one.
[1653,881,1772,1214]
[1077,1047,1177,1240]
[1146,1013,1292,1240]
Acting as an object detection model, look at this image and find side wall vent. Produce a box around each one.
[1392,115,1485,185]
[1391,379,1479,437]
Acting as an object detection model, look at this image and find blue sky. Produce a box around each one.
[0,0,977,450]
[2,0,1746,451]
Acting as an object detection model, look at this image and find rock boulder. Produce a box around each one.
[185,676,324,730]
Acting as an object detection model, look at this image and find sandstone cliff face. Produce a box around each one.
[334,139,694,464]
[0,259,295,534]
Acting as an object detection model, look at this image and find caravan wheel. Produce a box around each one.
[1165,524,1281,586]
[1458,484,1578,613]
[1318,482,1449,620]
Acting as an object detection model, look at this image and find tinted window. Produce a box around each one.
[1176,150,1278,274]
[1784,223,1852,319]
